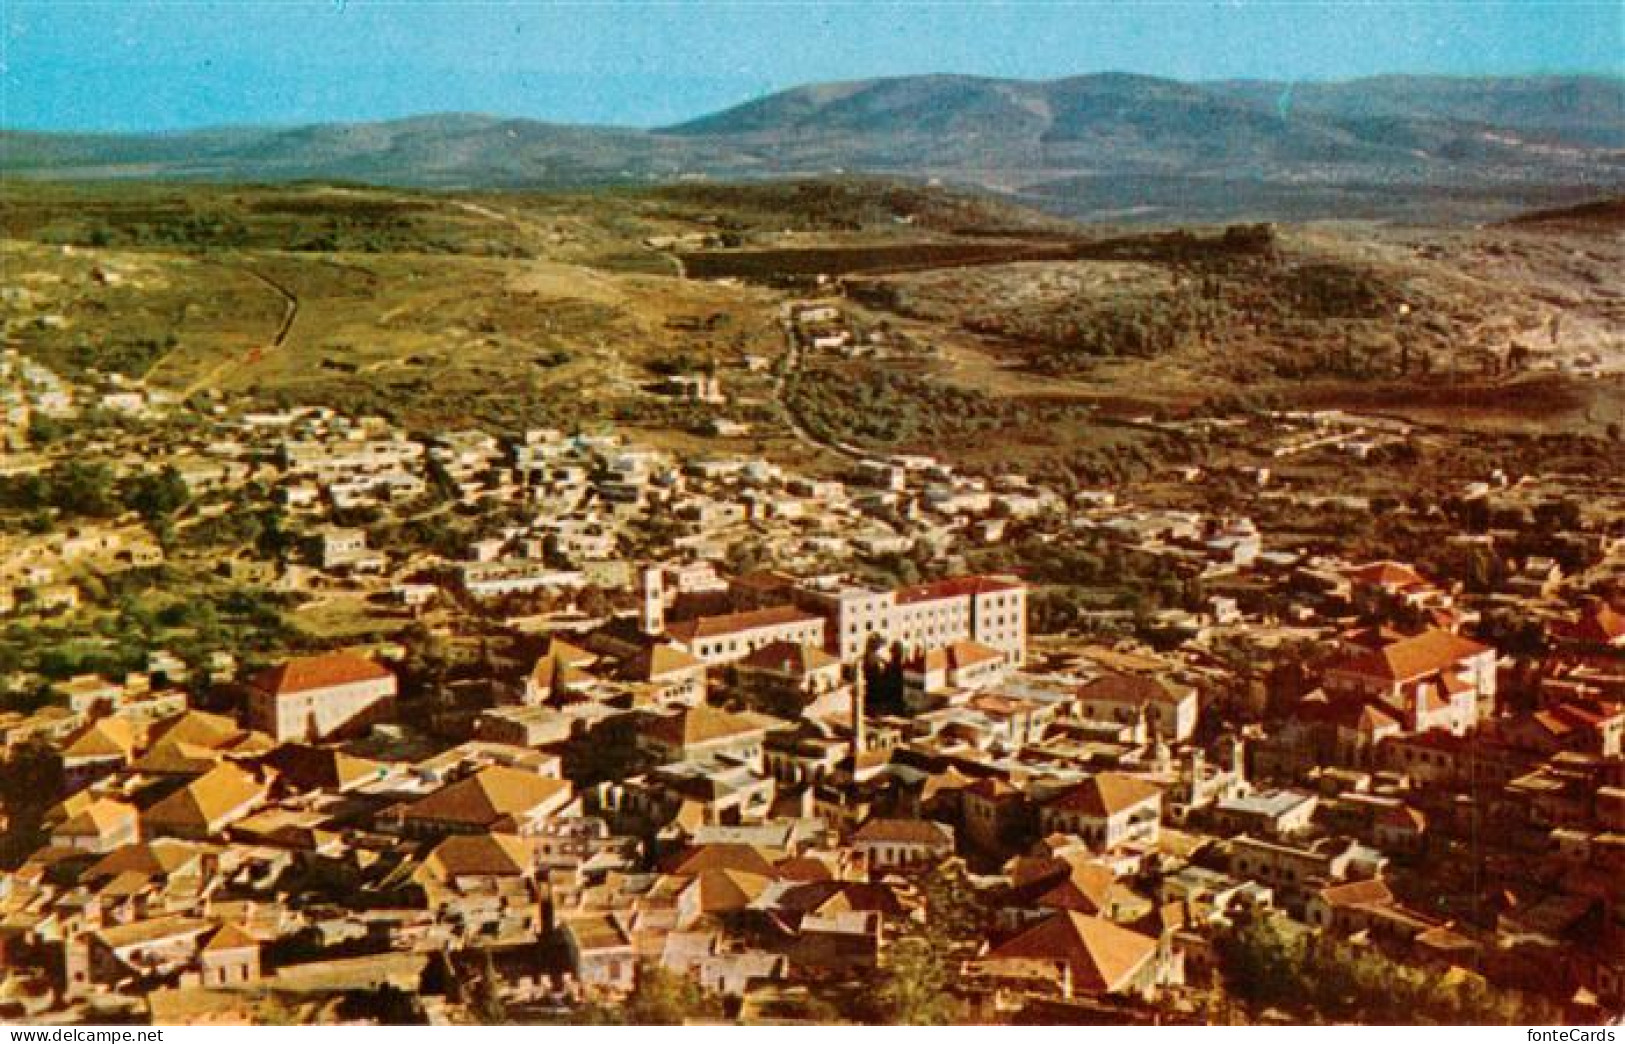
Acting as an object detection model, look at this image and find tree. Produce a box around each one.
[870,935,958,1025]
[579,965,721,1025]
[856,860,985,1025]
[1216,914,1306,1013]
[917,859,988,948]
[121,466,190,525]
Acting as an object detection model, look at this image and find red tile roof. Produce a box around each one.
[1551,602,1625,647]
[739,639,839,676]
[1345,560,1432,590]
[1329,628,1491,684]
[249,652,394,696]
[981,911,1157,994]
[896,575,1023,606]
[1316,877,1395,909]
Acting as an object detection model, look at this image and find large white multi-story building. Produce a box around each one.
[794,574,1027,666]
[892,576,1027,667]
[794,583,899,662]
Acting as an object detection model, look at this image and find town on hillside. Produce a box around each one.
[2,335,1623,1027]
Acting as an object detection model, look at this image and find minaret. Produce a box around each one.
[851,665,867,758]
[640,565,665,636]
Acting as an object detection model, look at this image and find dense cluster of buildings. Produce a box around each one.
[2,349,1623,1026]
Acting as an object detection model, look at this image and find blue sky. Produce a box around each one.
[3,1,1620,131]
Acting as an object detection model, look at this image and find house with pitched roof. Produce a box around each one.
[1344,560,1452,615]
[962,776,1029,853]
[415,833,534,889]
[635,704,781,768]
[522,638,598,704]
[1075,673,1199,742]
[48,797,139,854]
[142,763,270,840]
[995,854,1120,928]
[198,923,261,988]
[1039,774,1163,851]
[738,640,843,696]
[965,910,1166,999]
[244,651,397,742]
[1322,627,1495,733]
[74,916,214,994]
[258,743,390,794]
[59,716,140,789]
[1305,877,1448,945]
[389,765,574,838]
[849,817,955,872]
[613,643,708,706]
[903,640,1009,700]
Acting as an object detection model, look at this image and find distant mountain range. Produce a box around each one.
[4,73,1622,221]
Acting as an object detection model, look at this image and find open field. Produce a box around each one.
[4,178,1622,461]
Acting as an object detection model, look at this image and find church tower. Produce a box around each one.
[640,566,665,636]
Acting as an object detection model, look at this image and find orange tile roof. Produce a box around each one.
[133,740,225,777]
[851,817,954,846]
[1551,602,1625,646]
[1007,856,1118,916]
[1345,560,1431,590]
[664,843,780,878]
[528,653,594,694]
[1046,773,1163,818]
[149,710,242,750]
[422,833,533,879]
[249,651,394,697]
[260,744,388,792]
[399,765,570,828]
[143,763,267,834]
[545,637,598,666]
[775,880,903,917]
[54,798,138,838]
[1353,702,1405,734]
[775,855,837,883]
[639,704,775,749]
[1316,877,1395,909]
[202,922,259,953]
[911,639,1006,674]
[1331,628,1491,684]
[623,642,707,681]
[62,717,139,761]
[86,839,207,881]
[682,867,771,913]
[982,911,1156,994]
